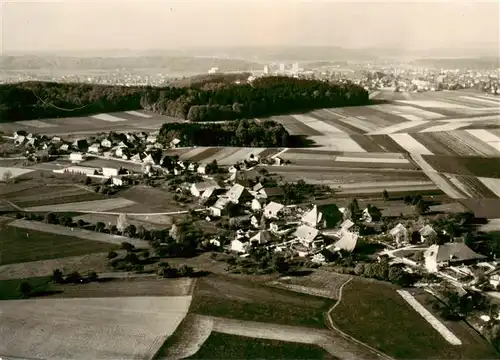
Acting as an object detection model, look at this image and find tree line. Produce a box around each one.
[0,76,369,122]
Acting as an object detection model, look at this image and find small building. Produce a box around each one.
[59,144,69,152]
[131,153,143,163]
[197,164,207,174]
[88,143,101,154]
[112,176,127,187]
[424,243,487,273]
[334,232,359,253]
[14,135,26,145]
[170,138,181,148]
[263,201,285,219]
[253,182,264,193]
[69,152,84,163]
[210,197,231,217]
[101,138,112,148]
[231,239,249,253]
[102,167,120,178]
[361,206,382,223]
[390,223,408,244]
[200,187,218,206]
[146,135,157,144]
[419,225,437,243]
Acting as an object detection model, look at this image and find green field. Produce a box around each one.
[0,276,53,300]
[186,332,337,360]
[0,225,119,265]
[189,275,334,329]
[331,279,499,359]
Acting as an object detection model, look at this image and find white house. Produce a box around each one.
[263,201,285,219]
[112,176,125,187]
[419,225,437,242]
[88,143,101,154]
[390,223,408,244]
[197,164,207,174]
[210,197,231,217]
[294,224,321,247]
[69,152,84,163]
[59,144,69,152]
[101,138,112,148]
[424,243,487,273]
[227,184,252,204]
[131,153,142,163]
[301,205,323,228]
[251,198,264,211]
[14,135,26,145]
[102,167,119,178]
[146,135,157,144]
[170,138,181,148]
[191,182,217,197]
[231,239,249,253]
[334,232,359,253]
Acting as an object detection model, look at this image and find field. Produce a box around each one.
[185,331,337,360]
[0,224,119,265]
[0,166,34,179]
[189,274,335,329]
[23,197,136,212]
[0,296,192,360]
[0,276,52,300]
[0,251,115,280]
[47,277,194,298]
[330,279,498,359]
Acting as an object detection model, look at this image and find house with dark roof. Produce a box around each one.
[424,243,487,273]
[258,187,285,200]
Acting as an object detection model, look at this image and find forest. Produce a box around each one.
[158,119,290,147]
[0,76,369,123]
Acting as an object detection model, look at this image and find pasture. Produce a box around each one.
[8,219,150,248]
[0,224,119,265]
[330,279,498,359]
[24,197,136,212]
[0,166,34,180]
[186,332,337,360]
[189,274,335,329]
[0,296,192,360]
[0,276,52,300]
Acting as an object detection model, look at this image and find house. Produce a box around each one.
[246,153,260,163]
[229,171,251,187]
[13,131,27,139]
[14,135,26,145]
[334,232,359,252]
[112,176,127,187]
[251,198,265,211]
[250,230,272,245]
[101,138,112,148]
[197,164,207,174]
[419,225,437,242]
[424,243,487,273]
[210,197,231,217]
[228,165,239,174]
[51,137,61,143]
[131,153,143,163]
[59,143,69,152]
[339,219,355,234]
[263,201,285,219]
[226,184,252,204]
[200,187,218,206]
[231,239,249,253]
[390,223,408,244]
[191,182,217,197]
[170,138,181,148]
[188,163,197,172]
[301,205,323,228]
[88,143,101,154]
[273,157,284,166]
[361,206,382,223]
[258,187,285,200]
[251,215,262,228]
[253,182,264,192]
[102,167,120,178]
[69,152,84,163]
[143,154,155,164]
[146,135,157,144]
[294,224,321,247]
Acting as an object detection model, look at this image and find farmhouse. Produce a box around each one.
[226,184,253,204]
[334,232,359,252]
[191,182,218,197]
[88,143,101,154]
[210,197,231,217]
[251,198,264,211]
[294,224,322,248]
[301,205,323,228]
[69,152,85,163]
[101,138,112,148]
[263,201,285,219]
[197,164,207,174]
[250,230,272,245]
[102,167,120,178]
[424,243,487,273]
[231,239,249,253]
[390,223,408,244]
[361,206,382,223]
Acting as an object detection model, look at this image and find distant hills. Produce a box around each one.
[0,55,262,72]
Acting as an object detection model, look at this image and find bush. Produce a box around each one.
[18,282,32,298]
[107,251,118,259]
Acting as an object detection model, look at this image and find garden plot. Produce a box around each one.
[90,113,127,122]
[0,296,192,360]
[179,147,210,161]
[397,100,470,109]
[0,166,34,179]
[272,115,323,136]
[9,219,150,248]
[308,135,367,152]
[465,129,500,153]
[461,96,500,107]
[24,197,136,212]
[199,147,236,164]
[477,177,500,197]
[369,120,430,135]
[419,122,472,133]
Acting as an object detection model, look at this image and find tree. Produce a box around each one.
[177,264,194,277]
[95,222,106,232]
[18,281,32,298]
[2,170,13,183]
[44,212,57,224]
[415,199,430,215]
[84,176,91,185]
[66,271,82,284]
[52,269,64,284]
[124,224,137,238]
[382,189,389,201]
[87,271,99,282]
[77,219,86,228]
[121,242,135,252]
[117,213,129,233]
[107,251,118,259]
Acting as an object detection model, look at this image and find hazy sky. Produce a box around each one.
[1,0,499,53]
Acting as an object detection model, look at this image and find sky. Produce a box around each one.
[1,0,499,53]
